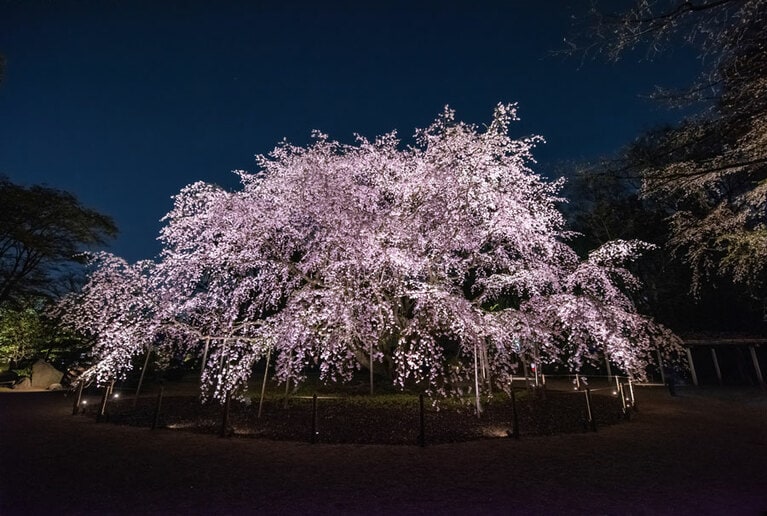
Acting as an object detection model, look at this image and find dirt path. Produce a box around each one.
[1,387,765,515]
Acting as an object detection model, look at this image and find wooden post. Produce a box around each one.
[628,379,637,412]
[134,346,152,408]
[151,382,164,430]
[417,393,425,447]
[686,347,699,386]
[72,381,84,416]
[258,349,271,419]
[310,392,318,444]
[657,349,666,385]
[749,345,765,388]
[711,347,723,386]
[220,390,232,437]
[510,384,520,439]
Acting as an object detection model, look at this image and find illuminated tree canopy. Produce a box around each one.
[60,105,682,405]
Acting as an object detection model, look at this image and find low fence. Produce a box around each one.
[71,377,641,446]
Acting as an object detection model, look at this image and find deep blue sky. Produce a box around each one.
[0,0,699,262]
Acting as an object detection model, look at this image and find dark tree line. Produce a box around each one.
[565,0,767,332]
[0,177,116,368]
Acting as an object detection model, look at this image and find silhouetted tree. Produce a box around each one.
[0,176,117,307]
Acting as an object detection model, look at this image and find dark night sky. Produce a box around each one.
[0,0,699,262]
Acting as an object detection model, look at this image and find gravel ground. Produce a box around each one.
[1,385,766,515]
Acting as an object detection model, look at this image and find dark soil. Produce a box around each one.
[93,388,627,444]
[2,386,766,514]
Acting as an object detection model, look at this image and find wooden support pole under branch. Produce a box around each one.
[417,393,426,447]
[72,381,84,416]
[134,346,152,408]
[585,388,596,432]
[310,392,318,444]
[220,390,232,437]
[258,349,271,419]
[151,382,164,430]
[510,384,520,440]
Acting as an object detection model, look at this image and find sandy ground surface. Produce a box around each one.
[1,386,766,515]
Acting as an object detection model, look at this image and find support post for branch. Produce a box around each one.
[686,347,699,386]
[417,393,425,447]
[151,382,164,430]
[749,345,765,388]
[258,349,271,419]
[369,341,374,396]
[200,338,210,378]
[510,384,519,440]
[522,358,530,391]
[473,343,482,417]
[628,379,637,412]
[657,349,666,385]
[585,388,596,432]
[220,390,232,438]
[134,346,152,408]
[709,347,723,385]
[619,382,629,420]
[310,392,318,444]
[97,380,114,422]
[72,381,84,416]
[605,353,613,383]
[283,376,291,409]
